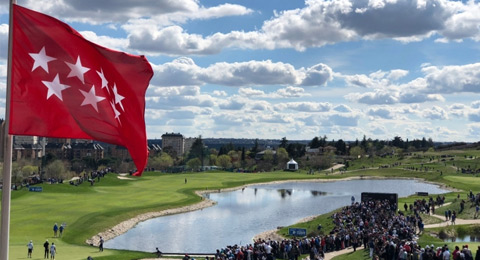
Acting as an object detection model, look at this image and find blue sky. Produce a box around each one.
[1,0,480,142]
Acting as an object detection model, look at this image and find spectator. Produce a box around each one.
[53,223,58,237]
[99,236,104,252]
[155,247,162,258]
[27,240,33,258]
[43,239,49,259]
[50,242,56,260]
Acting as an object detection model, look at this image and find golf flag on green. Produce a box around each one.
[10,4,154,176]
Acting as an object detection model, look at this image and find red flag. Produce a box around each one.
[10,5,153,176]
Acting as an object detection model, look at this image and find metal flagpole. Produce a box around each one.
[1,0,16,259]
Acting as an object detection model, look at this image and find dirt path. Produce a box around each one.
[324,245,365,260]
[425,216,480,228]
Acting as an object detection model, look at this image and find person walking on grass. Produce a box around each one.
[50,242,56,259]
[99,236,104,252]
[27,240,33,258]
[59,223,65,237]
[53,223,58,237]
[44,239,49,259]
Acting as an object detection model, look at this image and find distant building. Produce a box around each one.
[161,133,185,157]
[184,137,196,156]
[71,142,104,160]
[13,143,43,161]
[148,143,162,157]
[45,143,71,160]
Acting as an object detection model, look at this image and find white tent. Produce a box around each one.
[286,159,298,171]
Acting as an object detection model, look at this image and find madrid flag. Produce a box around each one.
[10,5,153,176]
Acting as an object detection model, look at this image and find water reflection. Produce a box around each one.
[444,236,480,242]
[278,189,293,198]
[311,190,327,196]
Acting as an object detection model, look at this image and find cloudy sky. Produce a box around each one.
[1,0,480,142]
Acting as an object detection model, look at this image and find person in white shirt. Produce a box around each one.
[27,240,33,258]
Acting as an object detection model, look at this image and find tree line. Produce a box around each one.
[151,135,435,172]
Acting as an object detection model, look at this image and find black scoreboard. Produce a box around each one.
[361,192,398,208]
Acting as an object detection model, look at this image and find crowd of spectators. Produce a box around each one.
[69,168,111,186]
[209,197,479,260]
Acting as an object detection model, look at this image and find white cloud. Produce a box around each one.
[123,0,480,55]
[422,106,448,120]
[346,91,398,104]
[275,102,332,112]
[367,107,394,119]
[200,60,300,86]
[151,57,202,86]
[468,109,480,122]
[300,63,333,86]
[345,62,480,105]
[324,114,360,127]
[333,104,353,113]
[239,87,265,97]
[218,96,245,110]
[152,58,333,88]
[448,103,467,117]
[468,123,480,136]
[369,122,388,135]
[213,90,228,97]
[21,1,480,56]
[146,86,216,109]
[471,101,480,109]
[421,63,480,94]
[250,101,273,111]
[387,69,409,80]
[23,0,252,24]
[274,86,311,98]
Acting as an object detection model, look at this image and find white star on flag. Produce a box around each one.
[79,86,106,112]
[42,74,70,101]
[29,46,56,73]
[66,56,90,84]
[112,83,125,111]
[97,69,109,93]
[110,101,121,123]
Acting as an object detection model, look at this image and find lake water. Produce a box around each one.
[105,179,449,253]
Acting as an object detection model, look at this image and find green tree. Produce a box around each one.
[263,150,274,162]
[188,136,208,167]
[22,165,37,176]
[148,153,174,171]
[276,147,289,164]
[286,143,306,158]
[45,160,66,179]
[209,154,218,166]
[12,162,26,186]
[216,154,232,169]
[334,139,347,155]
[349,146,365,158]
[309,137,321,148]
[186,158,202,171]
[163,146,178,159]
[250,139,259,154]
[280,137,288,148]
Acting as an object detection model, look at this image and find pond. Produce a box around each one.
[105,179,449,253]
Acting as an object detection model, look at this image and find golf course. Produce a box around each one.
[3,148,480,260]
